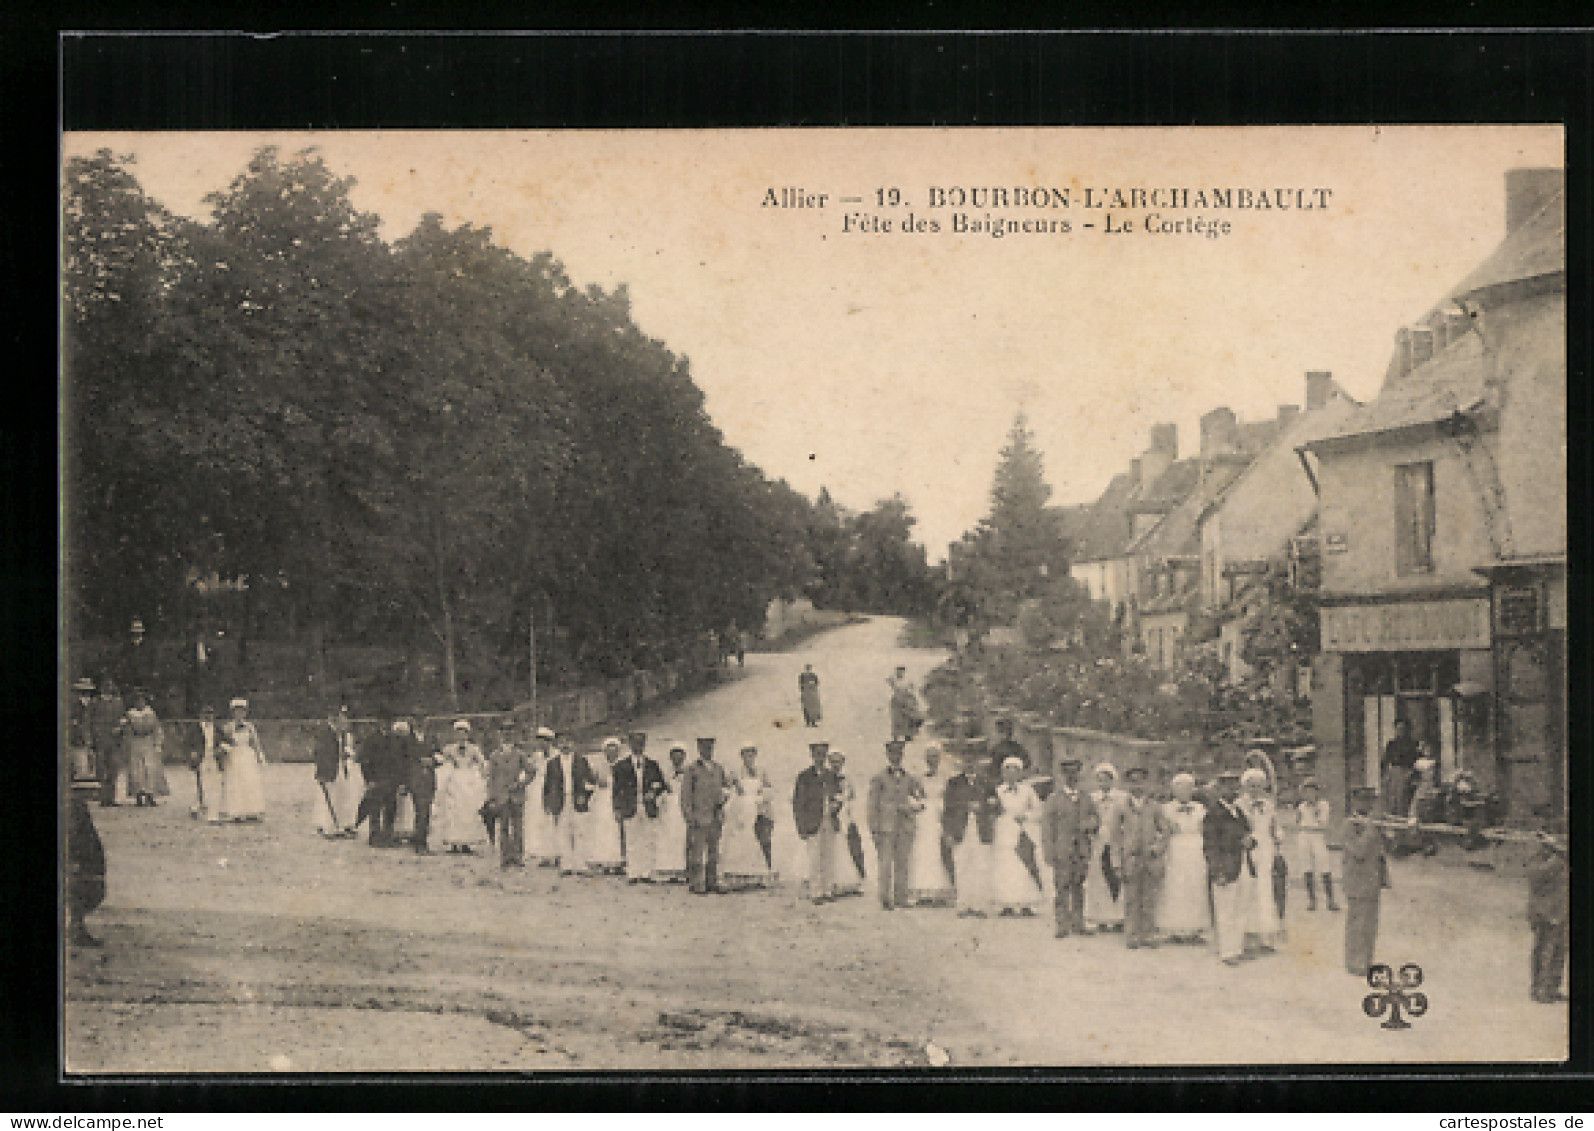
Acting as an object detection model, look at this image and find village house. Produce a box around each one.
[1301,168,1565,826]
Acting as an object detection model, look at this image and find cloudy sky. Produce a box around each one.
[63,126,1562,557]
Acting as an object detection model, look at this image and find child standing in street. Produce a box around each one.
[1295,779,1339,912]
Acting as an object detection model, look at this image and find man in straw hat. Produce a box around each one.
[867,739,926,912]
[793,741,839,903]
[680,737,730,895]
[1203,770,1250,965]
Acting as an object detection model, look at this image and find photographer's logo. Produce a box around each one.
[1362,963,1429,1030]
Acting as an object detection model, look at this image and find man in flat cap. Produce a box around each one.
[613,732,667,883]
[793,741,839,903]
[680,737,730,894]
[1041,757,1098,938]
[867,739,926,911]
[485,721,535,868]
[1115,766,1171,949]
[1203,770,1251,965]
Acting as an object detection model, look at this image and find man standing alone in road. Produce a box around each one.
[798,664,822,728]
[867,739,926,911]
[680,737,730,895]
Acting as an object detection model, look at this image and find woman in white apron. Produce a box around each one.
[1238,766,1285,951]
[221,698,268,821]
[721,745,775,890]
[1084,762,1127,932]
[652,743,690,882]
[583,740,624,874]
[1157,772,1211,943]
[991,757,1044,916]
[907,743,955,906]
[435,736,488,854]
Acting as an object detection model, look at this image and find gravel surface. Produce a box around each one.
[65,618,1567,1071]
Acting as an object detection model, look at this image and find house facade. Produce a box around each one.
[1303,168,1565,826]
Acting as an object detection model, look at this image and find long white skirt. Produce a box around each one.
[653,792,689,879]
[907,799,954,905]
[1238,851,1283,945]
[525,798,559,863]
[991,816,1043,911]
[196,757,226,824]
[314,764,365,834]
[1157,831,1212,936]
[721,790,773,885]
[953,836,993,914]
[434,765,488,849]
[582,787,624,871]
[224,750,267,820]
[1084,833,1123,926]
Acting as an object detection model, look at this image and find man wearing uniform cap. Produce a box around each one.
[793,741,839,903]
[680,738,730,894]
[1041,757,1098,938]
[485,722,535,868]
[867,739,927,911]
[1115,766,1171,949]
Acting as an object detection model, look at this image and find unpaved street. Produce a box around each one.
[66,618,1566,1072]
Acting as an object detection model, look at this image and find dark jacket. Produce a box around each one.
[1528,845,1569,923]
[1202,796,1251,886]
[542,751,597,817]
[1341,818,1389,900]
[792,764,838,838]
[1040,784,1099,876]
[680,758,730,826]
[358,730,404,787]
[613,754,668,820]
[312,723,343,784]
[486,744,536,806]
[942,771,999,846]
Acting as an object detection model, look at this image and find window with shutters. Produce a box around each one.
[1394,461,1436,575]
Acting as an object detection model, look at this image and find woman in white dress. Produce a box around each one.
[123,690,170,807]
[992,757,1044,916]
[1157,772,1211,942]
[583,739,625,874]
[1084,762,1127,932]
[721,744,776,890]
[652,743,690,882]
[907,743,955,906]
[435,726,489,854]
[828,751,865,897]
[220,698,268,821]
[523,729,557,866]
[325,714,365,836]
[1237,766,1285,951]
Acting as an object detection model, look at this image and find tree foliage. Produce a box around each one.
[64,147,914,705]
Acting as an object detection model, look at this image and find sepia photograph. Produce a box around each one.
[60,123,1567,1073]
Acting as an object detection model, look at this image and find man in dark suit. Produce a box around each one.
[401,717,440,853]
[542,731,596,874]
[311,704,356,836]
[1203,770,1250,965]
[793,741,838,903]
[358,715,402,847]
[88,678,126,807]
[1040,757,1098,938]
[942,741,999,917]
[680,737,730,894]
[613,731,668,883]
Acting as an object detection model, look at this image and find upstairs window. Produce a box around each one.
[1394,461,1436,575]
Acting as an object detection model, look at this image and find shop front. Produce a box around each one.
[1317,593,1494,812]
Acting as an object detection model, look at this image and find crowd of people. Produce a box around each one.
[63,664,1567,1007]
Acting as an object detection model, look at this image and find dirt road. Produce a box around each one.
[65,617,1566,1071]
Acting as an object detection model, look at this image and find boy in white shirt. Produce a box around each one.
[1295,779,1339,911]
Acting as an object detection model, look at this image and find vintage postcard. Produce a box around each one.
[61,124,1566,1072]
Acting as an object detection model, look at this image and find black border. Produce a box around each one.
[10,22,1593,1111]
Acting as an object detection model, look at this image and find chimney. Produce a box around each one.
[1130,457,1143,486]
[1410,326,1436,370]
[1277,404,1300,428]
[1149,422,1178,458]
[1305,370,1335,410]
[1199,407,1240,457]
[1394,328,1414,382]
[1505,168,1564,235]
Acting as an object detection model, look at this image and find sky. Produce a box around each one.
[62,126,1563,558]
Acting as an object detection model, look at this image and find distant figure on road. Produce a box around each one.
[989,717,1030,781]
[798,664,823,727]
[888,666,924,741]
[680,737,730,895]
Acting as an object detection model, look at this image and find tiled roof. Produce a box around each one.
[1304,332,1489,448]
[1067,472,1140,562]
[1446,188,1565,305]
[1132,459,1249,560]
[1128,458,1204,514]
